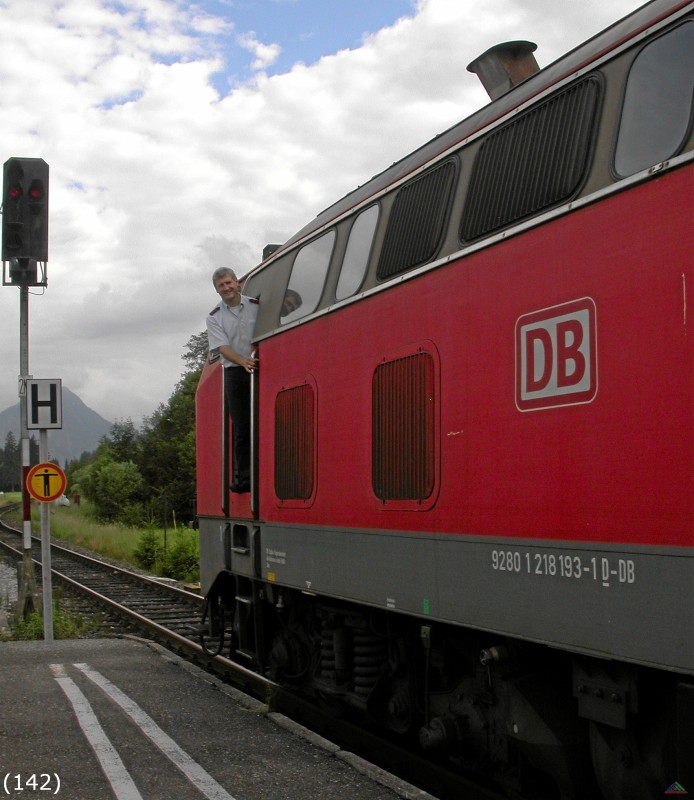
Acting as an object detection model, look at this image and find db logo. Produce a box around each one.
[515,298,597,411]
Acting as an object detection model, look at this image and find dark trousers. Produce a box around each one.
[224,367,251,483]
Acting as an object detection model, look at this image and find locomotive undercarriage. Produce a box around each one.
[201,575,686,800]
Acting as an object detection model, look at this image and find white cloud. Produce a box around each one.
[0,0,642,424]
[238,33,282,72]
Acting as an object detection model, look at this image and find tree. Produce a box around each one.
[67,333,205,525]
[95,460,146,523]
[0,432,20,491]
[138,369,199,524]
[108,419,140,462]
[73,455,146,524]
[71,449,110,511]
[181,331,208,374]
[0,433,40,491]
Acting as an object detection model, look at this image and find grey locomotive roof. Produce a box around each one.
[262,0,690,260]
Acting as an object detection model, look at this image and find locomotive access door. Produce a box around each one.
[222,364,259,521]
[250,365,259,517]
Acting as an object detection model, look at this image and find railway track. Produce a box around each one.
[0,510,269,696]
[0,509,504,800]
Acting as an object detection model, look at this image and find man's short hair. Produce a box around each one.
[212,267,237,286]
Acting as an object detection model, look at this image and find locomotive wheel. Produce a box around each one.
[199,594,226,657]
[589,721,663,800]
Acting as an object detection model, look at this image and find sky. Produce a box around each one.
[0,0,644,426]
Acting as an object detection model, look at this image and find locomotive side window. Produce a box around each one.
[275,382,315,501]
[614,22,694,177]
[461,78,601,242]
[376,159,457,281]
[335,204,379,301]
[372,351,436,504]
[281,230,335,325]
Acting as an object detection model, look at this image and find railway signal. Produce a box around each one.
[8,257,38,284]
[2,156,51,624]
[2,157,49,284]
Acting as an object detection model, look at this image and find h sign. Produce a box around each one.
[515,299,597,411]
[26,379,63,429]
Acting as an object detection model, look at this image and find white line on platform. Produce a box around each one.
[49,664,144,800]
[73,662,237,800]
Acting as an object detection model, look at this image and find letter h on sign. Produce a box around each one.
[26,379,63,429]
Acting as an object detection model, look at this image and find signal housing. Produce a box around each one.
[2,158,49,278]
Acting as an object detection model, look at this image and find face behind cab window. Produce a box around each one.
[281,230,335,324]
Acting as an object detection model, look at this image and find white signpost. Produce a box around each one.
[25,379,63,643]
[26,379,63,429]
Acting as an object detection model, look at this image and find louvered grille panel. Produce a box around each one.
[275,384,315,500]
[461,78,600,241]
[377,160,457,280]
[372,353,435,501]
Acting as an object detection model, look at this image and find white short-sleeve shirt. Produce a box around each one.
[206,295,259,368]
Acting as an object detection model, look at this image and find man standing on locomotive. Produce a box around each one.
[206,267,259,493]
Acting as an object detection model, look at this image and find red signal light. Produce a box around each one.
[2,157,49,264]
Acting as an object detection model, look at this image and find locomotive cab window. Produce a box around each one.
[335,204,379,301]
[281,230,335,324]
[614,22,694,177]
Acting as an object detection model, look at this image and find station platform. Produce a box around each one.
[0,637,434,800]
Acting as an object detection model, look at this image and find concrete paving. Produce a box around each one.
[0,637,436,800]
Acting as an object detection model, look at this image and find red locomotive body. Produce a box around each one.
[257,171,692,545]
[197,3,693,797]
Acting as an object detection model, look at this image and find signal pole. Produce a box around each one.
[2,156,49,620]
[17,281,38,618]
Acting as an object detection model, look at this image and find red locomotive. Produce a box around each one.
[197,2,694,797]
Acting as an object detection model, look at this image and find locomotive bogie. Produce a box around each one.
[197,567,688,798]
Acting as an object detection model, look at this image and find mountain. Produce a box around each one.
[0,387,113,464]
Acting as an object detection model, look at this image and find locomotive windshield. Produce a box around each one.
[615,21,694,176]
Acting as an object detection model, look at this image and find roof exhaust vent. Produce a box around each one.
[263,243,282,260]
[467,41,539,100]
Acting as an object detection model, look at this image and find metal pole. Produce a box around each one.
[163,495,168,552]
[17,283,38,618]
[39,429,53,643]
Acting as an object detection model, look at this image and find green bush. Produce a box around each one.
[158,530,199,582]
[133,529,161,570]
[12,603,82,640]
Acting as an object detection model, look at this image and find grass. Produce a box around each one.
[0,494,199,640]
[1,587,107,641]
[1,495,200,583]
[49,501,152,563]
[49,502,200,582]
[3,497,148,564]
[0,491,22,506]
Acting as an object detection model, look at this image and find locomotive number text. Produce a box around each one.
[491,549,636,587]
